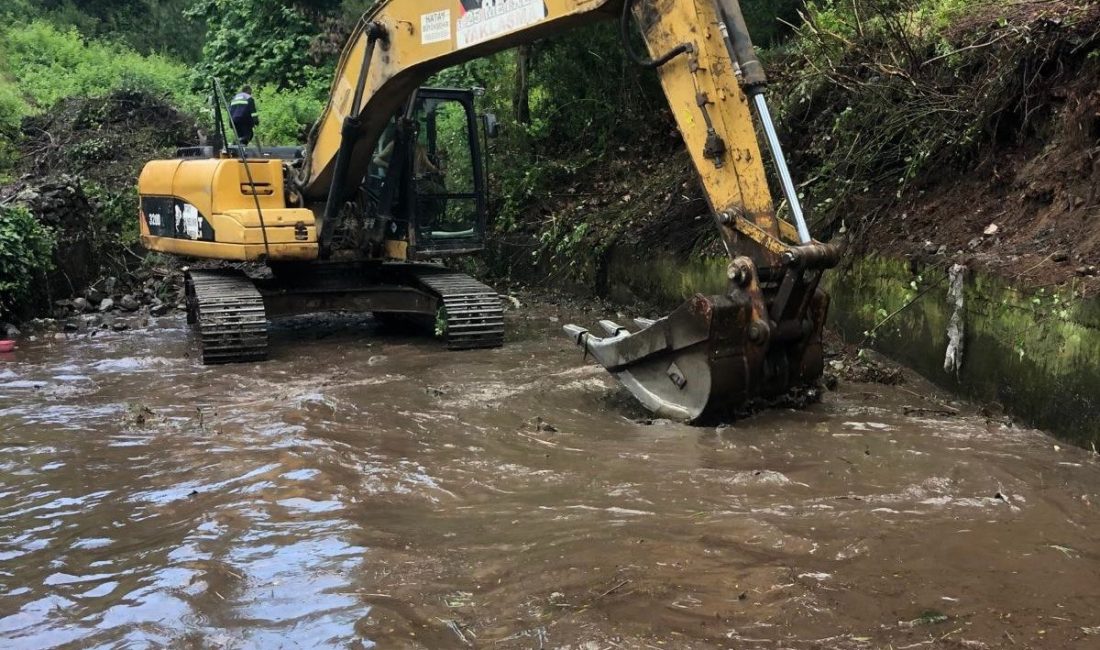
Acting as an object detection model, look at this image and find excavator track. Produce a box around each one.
[413,270,504,350]
[185,270,268,365]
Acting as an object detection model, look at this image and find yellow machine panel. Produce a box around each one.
[139,158,318,262]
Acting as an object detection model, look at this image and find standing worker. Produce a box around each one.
[229,86,259,147]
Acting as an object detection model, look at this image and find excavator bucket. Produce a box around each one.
[564,271,830,423]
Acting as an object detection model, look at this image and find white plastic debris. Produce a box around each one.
[944,263,967,376]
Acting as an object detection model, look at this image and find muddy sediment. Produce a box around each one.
[1,304,1098,648]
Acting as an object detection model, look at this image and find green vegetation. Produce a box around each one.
[188,0,335,91]
[251,84,325,146]
[5,0,204,62]
[3,21,205,117]
[0,204,55,320]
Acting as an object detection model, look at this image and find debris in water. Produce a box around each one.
[527,416,558,433]
[126,403,155,426]
[899,609,950,627]
[944,263,967,376]
[441,619,473,646]
[443,592,474,608]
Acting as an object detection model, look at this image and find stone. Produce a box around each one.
[63,319,80,332]
[983,223,999,236]
[119,294,141,311]
[84,288,105,305]
[1,323,20,339]
[1052,250,1069,263]
[112,322,130,332]
[150,302,172,316]
[1076,265,1098,277]
[98,297,115,312]
[72,297,90,313]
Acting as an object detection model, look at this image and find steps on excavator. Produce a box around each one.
[186,270,269,365]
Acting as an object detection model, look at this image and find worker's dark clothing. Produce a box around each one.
[229,92,259,145]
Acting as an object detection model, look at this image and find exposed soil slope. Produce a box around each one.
[855,1,1100,293]
[501,0,1100,297]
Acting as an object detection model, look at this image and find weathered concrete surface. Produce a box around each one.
[828,256,1100,448]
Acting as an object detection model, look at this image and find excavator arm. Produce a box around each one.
[293,0,840,422]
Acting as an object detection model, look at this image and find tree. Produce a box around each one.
[185,0,341,90]
[513,45,533,126]
[26,0,205,62]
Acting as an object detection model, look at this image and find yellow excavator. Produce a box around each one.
[138,0,839,422]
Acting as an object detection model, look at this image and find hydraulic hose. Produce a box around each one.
[621,0,692,69]
[214,78,272,260]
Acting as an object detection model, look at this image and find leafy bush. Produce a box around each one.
[0,80,29,130]
[2,21,205,117]
[86,183,140,247]
[253,83,326,146]
[0,80,26,181]
[0,204,55,320]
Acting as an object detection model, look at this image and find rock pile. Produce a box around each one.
[9,177,99,294]
[51,270,185,330]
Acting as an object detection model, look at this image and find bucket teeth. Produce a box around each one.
[563,324,588,343]
[598,320,629,336]
[564,291,828,423]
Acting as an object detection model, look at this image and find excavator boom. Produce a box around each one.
[298,0,839,421]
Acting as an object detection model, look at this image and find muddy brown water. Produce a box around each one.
[1,304,1099,649]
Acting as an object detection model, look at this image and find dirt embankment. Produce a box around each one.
[851,1,1100,294]
[499,0,1100,298]
[1,90,198,324]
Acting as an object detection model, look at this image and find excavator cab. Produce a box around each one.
[368,88,491,260]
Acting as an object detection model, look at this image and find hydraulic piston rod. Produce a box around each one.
[752,94,811,245]
[714,0,813,245]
